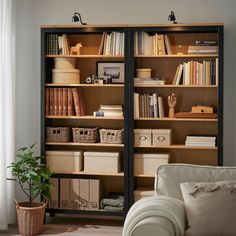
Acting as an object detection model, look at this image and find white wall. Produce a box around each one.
[15,0,236,200]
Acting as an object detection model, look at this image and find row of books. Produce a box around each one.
[187,40,218,54]
[173,59,218,85]
[99,32,125,55]
[45,88,85,116]
[93,105,123,117]
[134,32,172,55]
[46,34,70,55]
[134,93,165,118]
[185,135,216,147]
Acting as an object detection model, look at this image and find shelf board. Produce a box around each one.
[46,55,124,59]
[134,117,218,122]
[134,174,155,178]
[134,144,217,150]
[134,84,218,88]
[52,171,124,177]
[134,54,218,58]
[45,115,124,120]
[46,142,124,147]
[46,83,124,87]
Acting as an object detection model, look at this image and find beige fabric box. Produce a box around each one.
[60,178,70,208]
[84,152,121,173]
[89,179,100,210]
[134,153,170,176]
[54,58,76,69]
[52,69,80,84]
[46,151,83,173]
[134,129,152,146]
[134,188,155,202]
[152,129,172,146]
[69,179,80,209]
[49,178,59,208]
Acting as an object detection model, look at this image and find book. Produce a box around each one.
[158,96,165,118]
[100,105,123,110]
[153,93,158,118]
[45,88,50,116]
[49,88,54,116]
[62,88,68,116]
[78,90,85,116]
[72,88,81,116]
[54,88,58,116]
[68,88,73,116]
[58,88,63,116]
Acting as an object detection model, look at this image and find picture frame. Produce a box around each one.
[96,61,125,84]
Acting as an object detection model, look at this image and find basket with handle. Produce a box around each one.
[72,127,99,143]
[99,128,124,144]
[46,127,70,142]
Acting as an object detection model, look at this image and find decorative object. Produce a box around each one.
[72,12,87,25]
[8,144,53,236]
[168,93,177,118]
[168,11,177,24]
[70,43,82,55]
[191,105,214,113]
[136,68,152,78]
[97,62,124,83]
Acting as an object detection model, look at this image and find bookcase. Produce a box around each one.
[41,23,223,217]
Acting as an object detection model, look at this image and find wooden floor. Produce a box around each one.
[0,216,123,236]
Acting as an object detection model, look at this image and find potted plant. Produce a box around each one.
[8,143,53,236]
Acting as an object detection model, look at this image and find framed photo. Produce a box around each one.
[97,62,124,84]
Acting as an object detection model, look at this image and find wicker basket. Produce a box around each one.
[72,127,99,143]
[15,200,46,236]
[46,127,70,142]
[99,129,124,144]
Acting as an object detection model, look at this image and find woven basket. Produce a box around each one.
[46,127,70,142]
[72,127,99,143]
[15,200,46,236]
[99,129,124,144]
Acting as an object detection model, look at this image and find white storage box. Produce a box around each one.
[52,69,80,84]
[134,188,155,202]
[46,151,83,173]
[134,153,170,176]
[134,129,152,146]
[84,152,121,173]
[54,58,76,69]
[152,129,172,146]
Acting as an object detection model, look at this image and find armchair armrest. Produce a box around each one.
[123,195,186,236]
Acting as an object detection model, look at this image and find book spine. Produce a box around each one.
[62,88,68,116]
[78,89,85,116]
[72,88,81,116]
[58,88,63,116]
[68,88,73,116]
[45,88,50,116]
[49,88,54,116]
[158,96,165,118]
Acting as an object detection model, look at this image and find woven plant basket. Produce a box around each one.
[15,200,46,236]
[99,128,124,144]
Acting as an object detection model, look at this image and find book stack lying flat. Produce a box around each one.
[134,78,165,85]
[187,40,218,54]
[185,135,216,147]
[93,105,123,117]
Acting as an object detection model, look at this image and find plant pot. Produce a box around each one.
[15,200,46,236]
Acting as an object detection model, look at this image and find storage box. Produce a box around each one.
[89,179,100,210]
[69,179,80,209]
[54,58,76,69]
[80,179,89,209]
[49,178,59,208]
[134,129,152,146]
[60,178,70,208]
[84,152,121,173]
[134,188,155,202]
[52,69,80,84]
[134,153,170,176]
[46,151,83,173]
[136,68,151,78]
[152,129,172,146]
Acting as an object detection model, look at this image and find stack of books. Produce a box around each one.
[134,77,165,85]
[185,135,216,147]
[188,40,218,54]
[93,105,123,117]
[46,34,70,55]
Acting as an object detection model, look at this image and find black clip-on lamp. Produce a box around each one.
[168,11,177,24]
[72,12,87,25]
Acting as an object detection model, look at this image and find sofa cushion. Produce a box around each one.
[180,180,236,236]
[155,164,236,200]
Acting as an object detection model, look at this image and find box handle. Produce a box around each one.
[139,135,147,141]
[158,136,166,141]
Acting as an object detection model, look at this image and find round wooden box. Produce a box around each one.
[136,68,152,78]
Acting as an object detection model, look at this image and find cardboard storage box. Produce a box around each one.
[134,153,170,176]
[49,178,59,208]
[134,188,155,202]
[84,152,121,173]
[60,178,70,208]
[52,69,80,84]
[152,129,172,146]
[69,179,80,209]
[134,129,152,146]
[46,151,83,173]
[80,179,89,210]
[89,179,100,210]
[54,58,76,69]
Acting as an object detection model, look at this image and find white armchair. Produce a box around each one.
[123,164,236,236]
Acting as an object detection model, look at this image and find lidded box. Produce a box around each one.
[46,151,83,173]
[136,68,152,78]
[84,151,121,173]
[52,69,80,84]
[152,129,172,146]
[134,153,170,176]
[134,129,152,146]
[54,58,76,69]
[134,188,155,202]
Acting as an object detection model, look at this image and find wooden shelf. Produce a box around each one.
[45,115,124,120]
[134,174,155,178]
[46,142,124,147]
[53,171,124,177]
[46,55,124,58]
[134,117,218,122]
[134,144,217,150]
[46,83,124,87]
[134,54,218,58]
[134,84,218,88]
